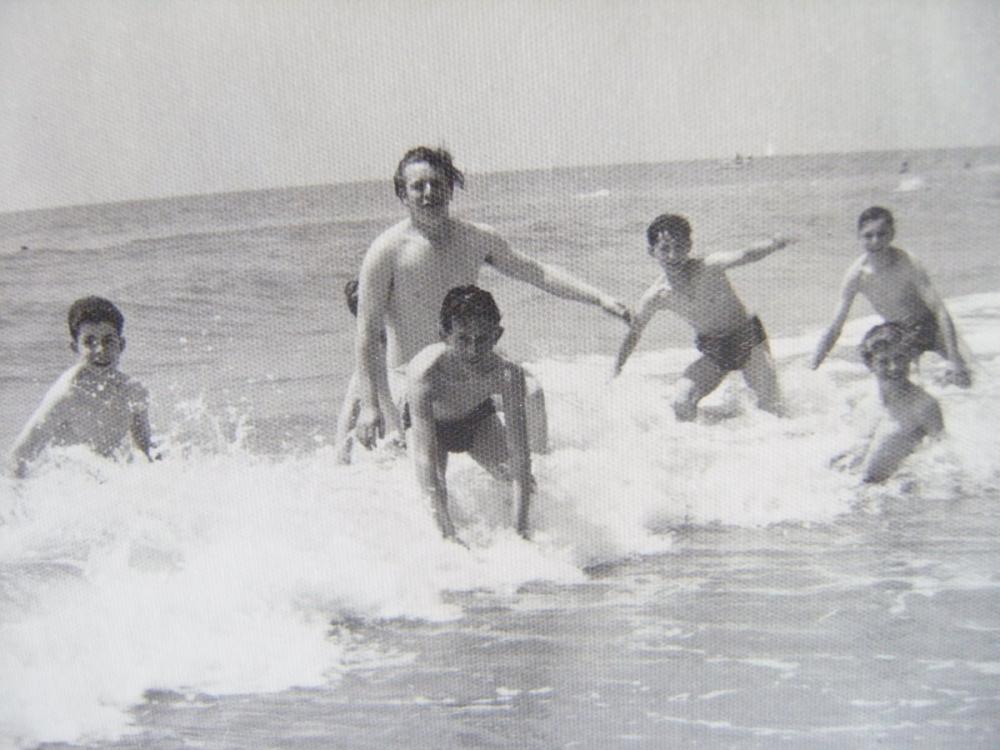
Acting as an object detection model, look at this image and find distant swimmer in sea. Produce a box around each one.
[353,146,630,453]
[7,296,155,477]
[333,279,404,464]
[612,213,796,421]
[407,286,532,543]
[811,206,971,387]
[832,323,944,483]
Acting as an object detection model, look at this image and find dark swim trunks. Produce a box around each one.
[401,399,497,453]
[900,314,939,355]
[695,315,767,372]
[435,399,496,454]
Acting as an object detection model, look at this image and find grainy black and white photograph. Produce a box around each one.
[2,1,999,747]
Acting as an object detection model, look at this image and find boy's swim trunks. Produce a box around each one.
[899,313,938,355]
[435,399,496,454]
[695,315,767,372]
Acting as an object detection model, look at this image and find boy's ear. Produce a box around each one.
[494,325,504,343]
[120,336,126,353]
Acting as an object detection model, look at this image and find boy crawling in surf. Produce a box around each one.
[333,279,404,464]
[406,286,532,543]
[811,206,971,387]
[612,213,795,420]
[7,296,155,477]
[844,323,944,483]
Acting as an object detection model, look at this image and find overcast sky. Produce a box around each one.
[1,0,998,212]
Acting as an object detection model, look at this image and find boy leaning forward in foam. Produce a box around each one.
[612,214,795,420]
[406,286,532,545]
[7,296,155,477]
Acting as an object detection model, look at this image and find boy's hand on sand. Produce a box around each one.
[600,296,631,324]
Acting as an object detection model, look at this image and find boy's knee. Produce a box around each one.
[673,399,697,422]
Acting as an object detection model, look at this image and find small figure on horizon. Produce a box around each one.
[835,323,944,483]
[899,160,910,174]
[7,296,155,477]
[811,206,971,387]
[407,286,532,544]
[612,213,796,420]
[333,279,404,464]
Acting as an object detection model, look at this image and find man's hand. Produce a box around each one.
[355,403,384,449]
[944,362,972,388]
[600,296,632,325]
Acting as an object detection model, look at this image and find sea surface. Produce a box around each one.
[1,148,999,749]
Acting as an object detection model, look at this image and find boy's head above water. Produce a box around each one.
[646,214,692,266]
[67,296,126,370]
[857,206,895,253]
[439,286,503,359]
[860,323,912,379]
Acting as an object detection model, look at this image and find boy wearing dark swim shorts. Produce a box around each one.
[406,286,532,543]
[811,206,971,387]
[613,214,796,421]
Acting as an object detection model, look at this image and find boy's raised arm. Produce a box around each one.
[705,235,797,270]
[812,267,861,370]
[485,233,631,323]
[501,364,533,538]
[612,285,660,377]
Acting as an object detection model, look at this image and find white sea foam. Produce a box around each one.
[2,291,999,748]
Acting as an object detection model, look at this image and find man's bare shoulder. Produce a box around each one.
[457,220,506,253]
[369,218,415,252]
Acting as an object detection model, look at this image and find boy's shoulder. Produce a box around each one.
[407,342,449,380]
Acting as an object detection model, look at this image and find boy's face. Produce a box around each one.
[649,230,692,270]
[866,345,910,381]
[401,161,452,221]
[858,218,894,254]
[72,321,124,371]
[442,316,502,365]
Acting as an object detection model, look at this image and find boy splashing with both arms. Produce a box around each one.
[8,296,155,477]
[406,286,532,545]
[613,213,796,421]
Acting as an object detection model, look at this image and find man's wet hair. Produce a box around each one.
[859,322,910,367]
[393,146,466,200]
[440,286,501,333]
[344,279,359,317]
[646,214,691,247]
[67,296,125,340]
[858,206,894,230]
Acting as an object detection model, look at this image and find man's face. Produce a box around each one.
[443,316,502,365]
[859,218,894,254]
[72,321,124,370]
[649,231,691,269]
[401,161,452,220]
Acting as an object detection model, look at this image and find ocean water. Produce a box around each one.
[1,148,999,749]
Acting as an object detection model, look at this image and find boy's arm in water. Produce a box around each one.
[908,259,971,387]
[862,395,944,484]
[612,283,662,377]
[407,357,458,541]
[500,363,533,538]
[483,230,631,323]
[128,381,156,461]
[812,261,862,370]
[333,371,361,464]
[7,372,74,477]
[354,237,395,448]
[703,235,797,271]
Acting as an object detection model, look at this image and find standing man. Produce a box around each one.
[354,146,630,450]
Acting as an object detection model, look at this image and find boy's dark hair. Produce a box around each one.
[858,206,894,230]
[646,214,691,247]
[344,279,359,318]
[67,296,125,340]
[393,146,465,200]
[440,286,501,333]
[859,322,910,367]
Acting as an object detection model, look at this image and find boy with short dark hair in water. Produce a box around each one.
[851,322,944,483]
[811,206,971,387]
[406,286,532,543]
[8,296,155,477]
[612,213,795,420]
